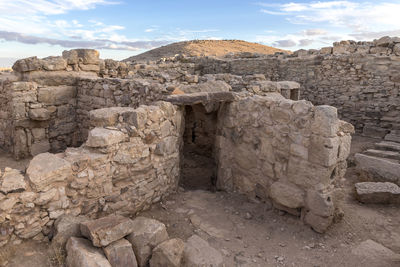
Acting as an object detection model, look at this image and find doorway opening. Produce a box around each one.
[180,104,218,191]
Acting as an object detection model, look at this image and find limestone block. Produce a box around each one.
[34,188,58,205]
[9,81,37,91]
[28,108,51,121]
[103,239,138,267]
[31,128,46,141]
[394,43,400,56]
[66,237,111,267]
[41,56,67,71]
[0,168,26,194]
[77,49,100,64]
[320,47,332,54]
[122,108,148,129]
[304,211,333,233]
[355,182,400,205]
[355,153,400,185]
[154,136,178,156]
[79,64,100,72]
[126,217,169,267]
[86,128,126,148]
[182,235,223,267]
[339,120,355,134]
[292,100,313,116]
[311,105,339,137]
[52,215,90,250]
[114,143,150,164]
[271,104,293,124]
[27,153,72,191]
[12,57,42,72]
[38,86,76,105]
[62,50,79,65]
[12,91,37,103]
[290,143,308,160]
[90,107,135,127]
[287,156,333,189]
[150,238,185,267]
[80,215,135,247]
[338,134,351,161]
[269,181,305,209]
[308,135,339,167]
[306,190,334,217]
[351,239,400,265]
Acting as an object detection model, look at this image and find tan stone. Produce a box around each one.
[269,181,305,209]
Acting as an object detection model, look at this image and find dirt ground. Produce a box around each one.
[1,135,399,267]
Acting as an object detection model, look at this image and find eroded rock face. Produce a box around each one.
[80,215,135,247]
[183,235,223,267]
[126,217,169,267]
[66,237,111,267]
[86,127,127,148]
[355,182,400,205]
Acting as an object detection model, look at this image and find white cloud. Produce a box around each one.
[257,1,400,49]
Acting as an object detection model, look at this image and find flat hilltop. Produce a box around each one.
[124,40,289,61]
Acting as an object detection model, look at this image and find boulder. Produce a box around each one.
[41,56,67,71]
[80,215,135,247]
[182,235,223,267]
[12,57,42,73]
[27,153,72,191]
[103,239,138,267]
[355,182,400,205]
[150,238,185,267]
[86,128,126,148]
[0,168,26,194]
[66,237,111,267]
[126,217,169,267]
[304,211,333,233]
[52,215,90,250]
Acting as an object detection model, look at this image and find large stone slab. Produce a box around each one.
[183,235,223,267]
[352,240,400,266]
[66,237,111,267]
[355,153,400,185]
[126,217,169,267]
[27,153,72,191]
[80,215,135,247]
[269,181,305,209]
[103,239,138,267]
[150,238,185,267]
[86,127,126,148]
[355,182,400,205]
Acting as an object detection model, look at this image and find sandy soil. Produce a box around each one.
[1,135,399,267]
[124,40,290,62]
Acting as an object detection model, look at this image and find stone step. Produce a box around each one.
[354,153,400,186]
[364,149,400,160]
[374,141,400,152]
[355,182,400,205]
[385,133,400,143]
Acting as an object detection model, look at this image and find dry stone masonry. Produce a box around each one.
[0,42,363,252]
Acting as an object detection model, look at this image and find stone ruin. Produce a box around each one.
[0,36,399,266]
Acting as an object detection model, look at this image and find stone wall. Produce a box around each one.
[195,36,400,137]
[0,102,183,246]
[215,93,354,232]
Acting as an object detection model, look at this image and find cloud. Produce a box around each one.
[0,31,170,51]
[303,29,327,36]
[299,39,314,46]
[273,39,297,47]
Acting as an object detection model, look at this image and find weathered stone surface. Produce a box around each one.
[304,211,333,233]
[183,235,223,267]
[27,153,72,191]
[42,56,67,71]
[355,182,400,204]
[89,107,135,127]
[12,57,42,72]
[103,239,138,267]
[30,140,51,156]
[38,86,76,105]
[28,108,51,121]
[306,190,334,217]
[355,153,400,185]
[269,182,305,209]
[150,238,184,267]
[86,127,126,148]
[311,105,339,137]
[126,217,169,267]
[52,215,90,249]
[0,168,26,194]
[66,237,111,267]
[80,215,135,247]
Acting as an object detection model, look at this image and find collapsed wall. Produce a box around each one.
[0,102,183,246]
[195,36,400,138]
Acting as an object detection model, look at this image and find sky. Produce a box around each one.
[1,0,400,66]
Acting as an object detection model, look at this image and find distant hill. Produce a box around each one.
[123,40,290,62]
